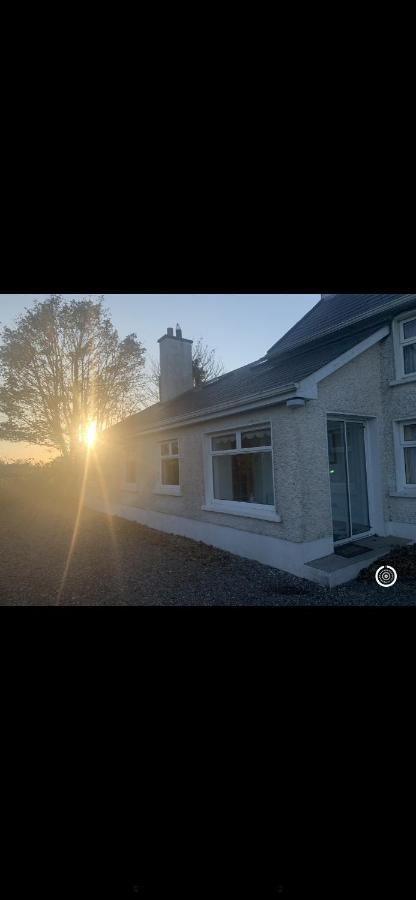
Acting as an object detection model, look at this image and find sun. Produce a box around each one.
[85,420,97,449]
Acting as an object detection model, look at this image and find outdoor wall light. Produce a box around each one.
[286,398,306,409]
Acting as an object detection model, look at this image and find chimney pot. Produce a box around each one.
[167,327,174,337]
[176,324,183,339]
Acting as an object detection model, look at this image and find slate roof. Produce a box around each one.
[267,293,416,356]
[112,324,383,437]
[112,293,416,437]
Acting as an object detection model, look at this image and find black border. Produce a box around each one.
[1,201,415,896]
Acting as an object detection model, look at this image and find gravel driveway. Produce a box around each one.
[0,504,414,605]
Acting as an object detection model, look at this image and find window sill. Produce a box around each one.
[389,375,416,386]
[201,504,281,523]
[153,486,182,497]
[389,490,416,498]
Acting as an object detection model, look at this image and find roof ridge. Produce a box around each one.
[267,293,416,357]
[267,296,325,356]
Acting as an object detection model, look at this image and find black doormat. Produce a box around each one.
[335,543,373,559]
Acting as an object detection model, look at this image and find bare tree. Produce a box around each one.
[192,338,225,387]
[0,295,147,455]
[145,337,225,405]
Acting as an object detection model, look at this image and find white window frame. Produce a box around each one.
[392,312,416,381]
[154,438,182,496]
[202,421,281,522]
[123,454,138,492]
[393,418,416,495]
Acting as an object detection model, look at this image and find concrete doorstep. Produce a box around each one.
[306,536,413,589]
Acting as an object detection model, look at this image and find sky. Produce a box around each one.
[0,293,319,460]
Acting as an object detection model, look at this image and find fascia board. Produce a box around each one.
[129,384,299,437]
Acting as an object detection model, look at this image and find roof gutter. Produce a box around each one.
[120,382,299,438]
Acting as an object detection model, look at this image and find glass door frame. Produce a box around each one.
[327,415,374,546]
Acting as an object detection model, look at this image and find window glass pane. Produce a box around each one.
[346,422,370,536]
[161,443,170,457]
[404,447,416,484]
[212,433,237,452]
[327,421,350,542]
[162,458,180,486]
[126,460,137,484]
[403,319,416,340]
[241,427,271,449]
[404,424,416,442]
[213,452,274,505]
[212,455,234,500]
[403,345,416,374]
[171,440,179,456]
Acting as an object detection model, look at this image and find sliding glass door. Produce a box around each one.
[327,420,370,543]
[347,422,371,537]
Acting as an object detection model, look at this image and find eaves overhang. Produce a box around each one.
[115,382,299,440]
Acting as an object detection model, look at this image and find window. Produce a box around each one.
[204,424,278,520]
[393,420,416,493]
[212,433,237,452]
[402,423,416,486]
[160,440,180,487]
[399,316,416,376]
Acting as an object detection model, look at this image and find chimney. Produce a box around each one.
[158,325,193,403]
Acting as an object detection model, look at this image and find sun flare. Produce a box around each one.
[85,420,97,449]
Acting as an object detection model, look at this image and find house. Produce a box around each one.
[92,296,416,587]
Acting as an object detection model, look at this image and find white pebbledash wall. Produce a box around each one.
[381,328,416,538]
